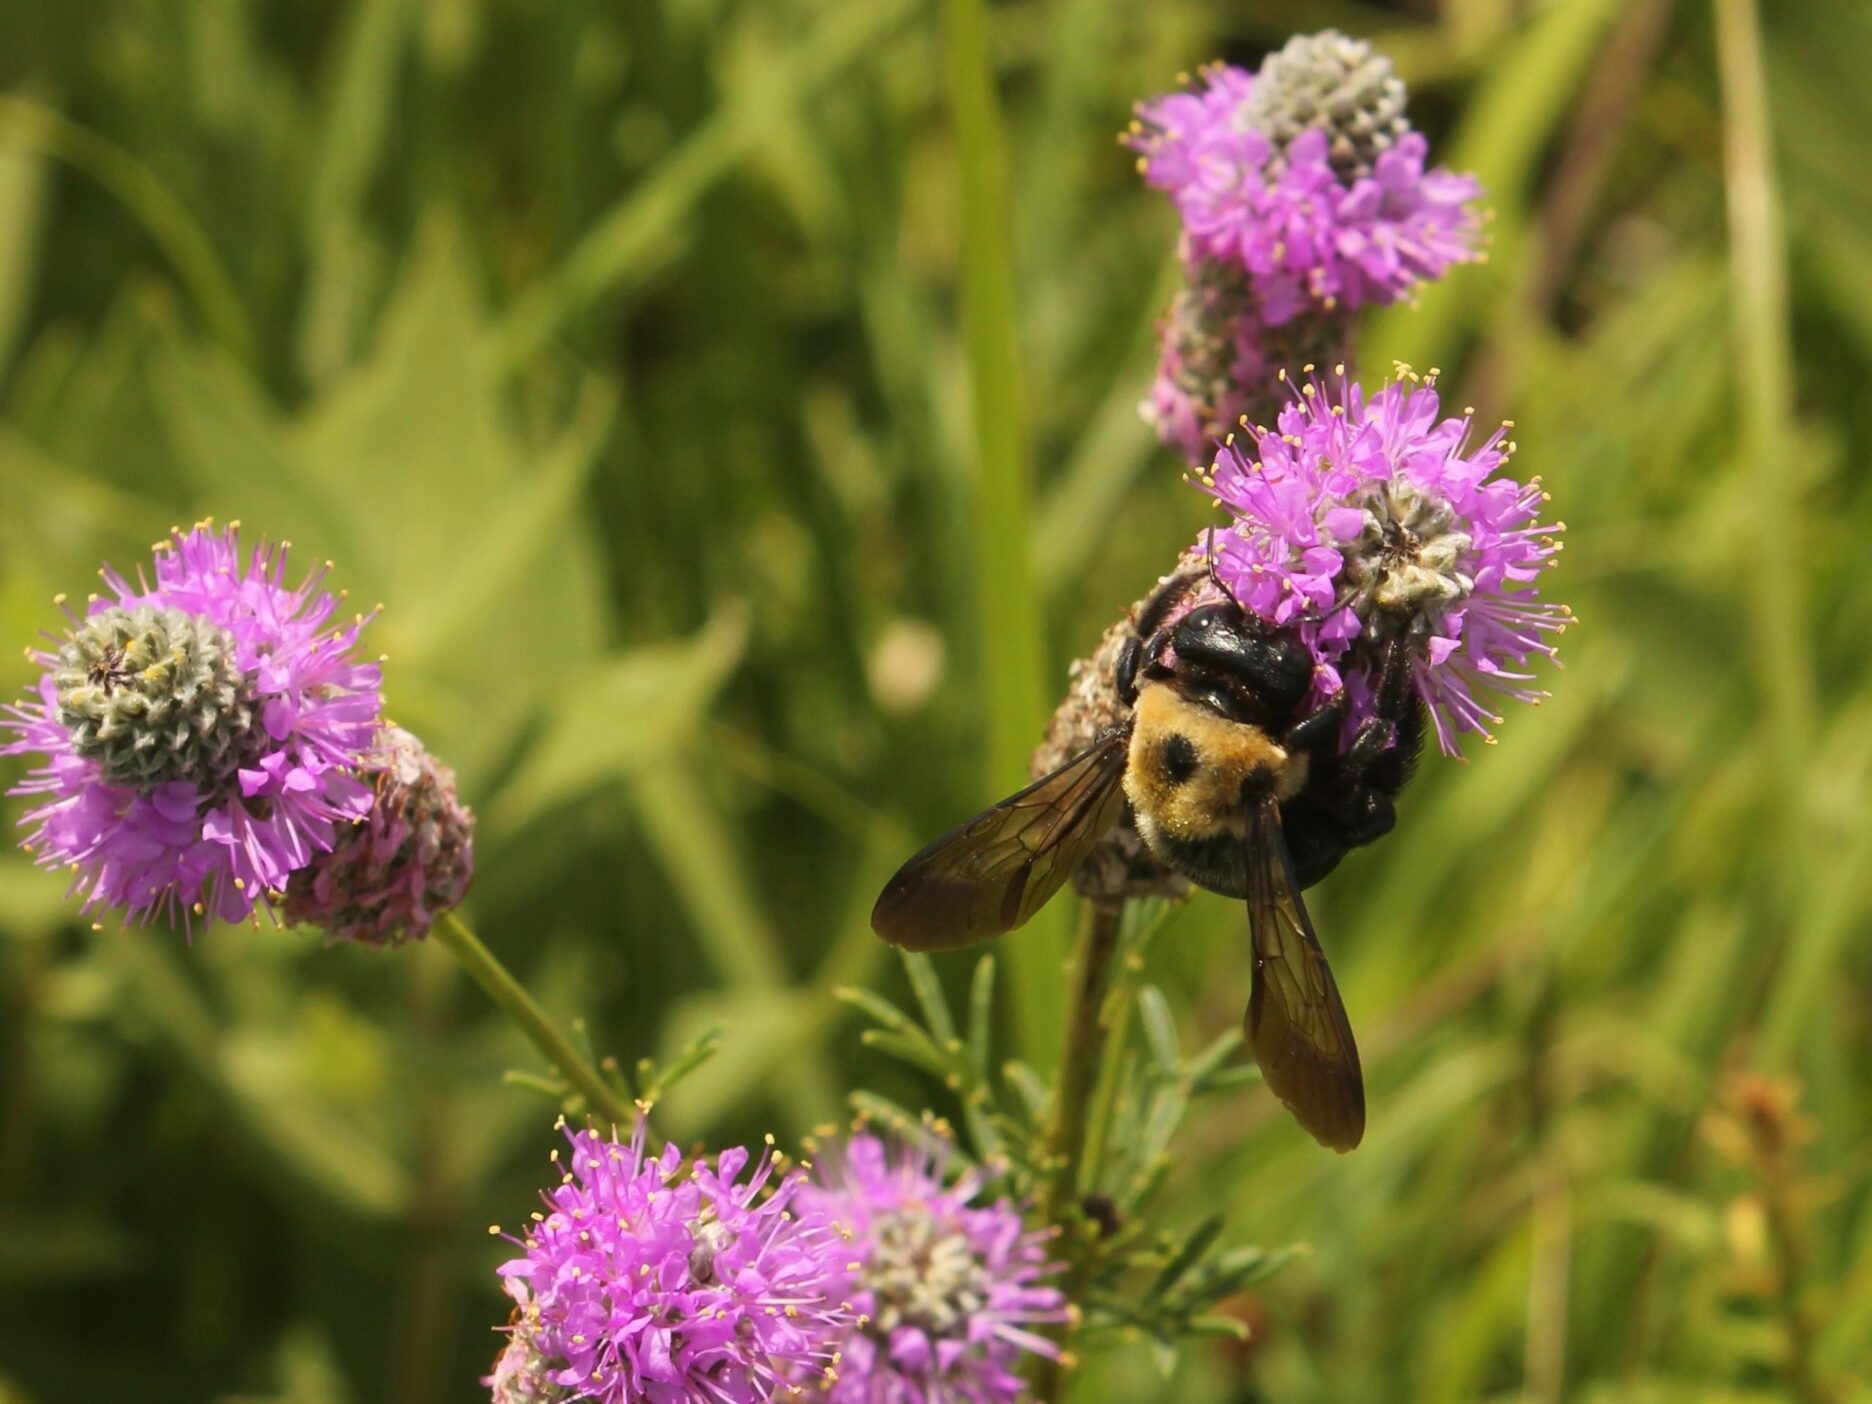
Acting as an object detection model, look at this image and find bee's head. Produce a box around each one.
[1171,603,1314,717]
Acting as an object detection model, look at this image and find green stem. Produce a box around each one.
[1033,899,1126,1401]
[1713,0,1815,1067]
[432,910,636,1133]
[1078,971,1133,1201]
[1041,901,1125,1211]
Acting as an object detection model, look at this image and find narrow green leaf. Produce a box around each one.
[832,984,920,1037]
[1137,986,1181,1074]
[940,0,1066,1065]
[1001,1059,1051,1126]
[1183,1029,1244,1089]
[1142,1214,1226,1307]
[900,950,959,1046]
[0,114,48,379]
[966,955,996,1081]
[485,608,748,838]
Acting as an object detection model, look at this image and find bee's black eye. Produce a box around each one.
[1159,733,1199,786]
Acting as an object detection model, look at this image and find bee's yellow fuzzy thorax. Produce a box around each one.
[1123,683,1308,840]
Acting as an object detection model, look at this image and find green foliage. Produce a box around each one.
[3,2,1871,1402]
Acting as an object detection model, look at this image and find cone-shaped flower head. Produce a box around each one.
[4,524,382,927]
[491,1121,850,1403]
[282,725,474,946]
[800,1135,1069,1404]
[1128,38,1483,324]
[53,604,260,789]
[1240,30,1410,181]
[1195,369,1566,754]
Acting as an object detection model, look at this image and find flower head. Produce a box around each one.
[282,725,474,946]
[1195,370,1566,754]
[1148,256,1268,464]
[4,524,382,927]
[800,1135,1068,1404]
[1148,250,1353,464]
[1129,39,1482,323]
[492,1121,849,1404]
[1239,30,1411,181]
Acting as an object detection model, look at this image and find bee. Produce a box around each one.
[871,566,1423,1151]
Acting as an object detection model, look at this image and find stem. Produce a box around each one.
[1041,901,1125,1212]
[1715,0,1814,1059]
[432,910,636,1133]
[1034,899,1126,1401]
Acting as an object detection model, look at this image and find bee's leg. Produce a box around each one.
[1284,819,1349,889]
[1324,639,1422,848]
[1136,623,1181,686]
[1343,715,1397,772]
[1282,692,1347,759]
[1357,636,1425,794]
[1114,636,1143,707]
[1341,785,1398,847]
[1125,567,1208,696]
[1283,641,1423,886]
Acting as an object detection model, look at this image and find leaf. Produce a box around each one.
[638,1025,724,1103]
[836,985,952,1079]
[1183,1029,1245,1089]
[628,753,791,988]
[484,606,748,837]
[1137,986,1181,1075]
[966,954,996,1080]
[0,110,48,379]
[847,1090,937,1141]
[901,950,958,1045]
[653,986,840,1137]
[1142,1214,1225,1308]
[1001,1059,1051,1127]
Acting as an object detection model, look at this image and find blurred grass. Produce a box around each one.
[940,0,1066,1064]
[2,1,1870,1402]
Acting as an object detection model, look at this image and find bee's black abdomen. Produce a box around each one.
[1140,823,1249,898]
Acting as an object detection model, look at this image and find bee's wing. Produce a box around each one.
[1244,791,1365,1151]
[871,729,1131,951]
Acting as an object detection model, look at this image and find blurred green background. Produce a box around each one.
[2,0,1869,1400]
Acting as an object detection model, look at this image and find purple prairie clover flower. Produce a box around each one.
[1147,246,1354,464]
[1148,255,1268,463]
[3,524,382,927]
[800,1135,1070,1404]
[491,1120,850,1404]
[282,724,474,946]
[1195,369,1566,755]
[1128,36,1483,325]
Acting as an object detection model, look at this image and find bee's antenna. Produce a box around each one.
[1203,524,1244,610]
